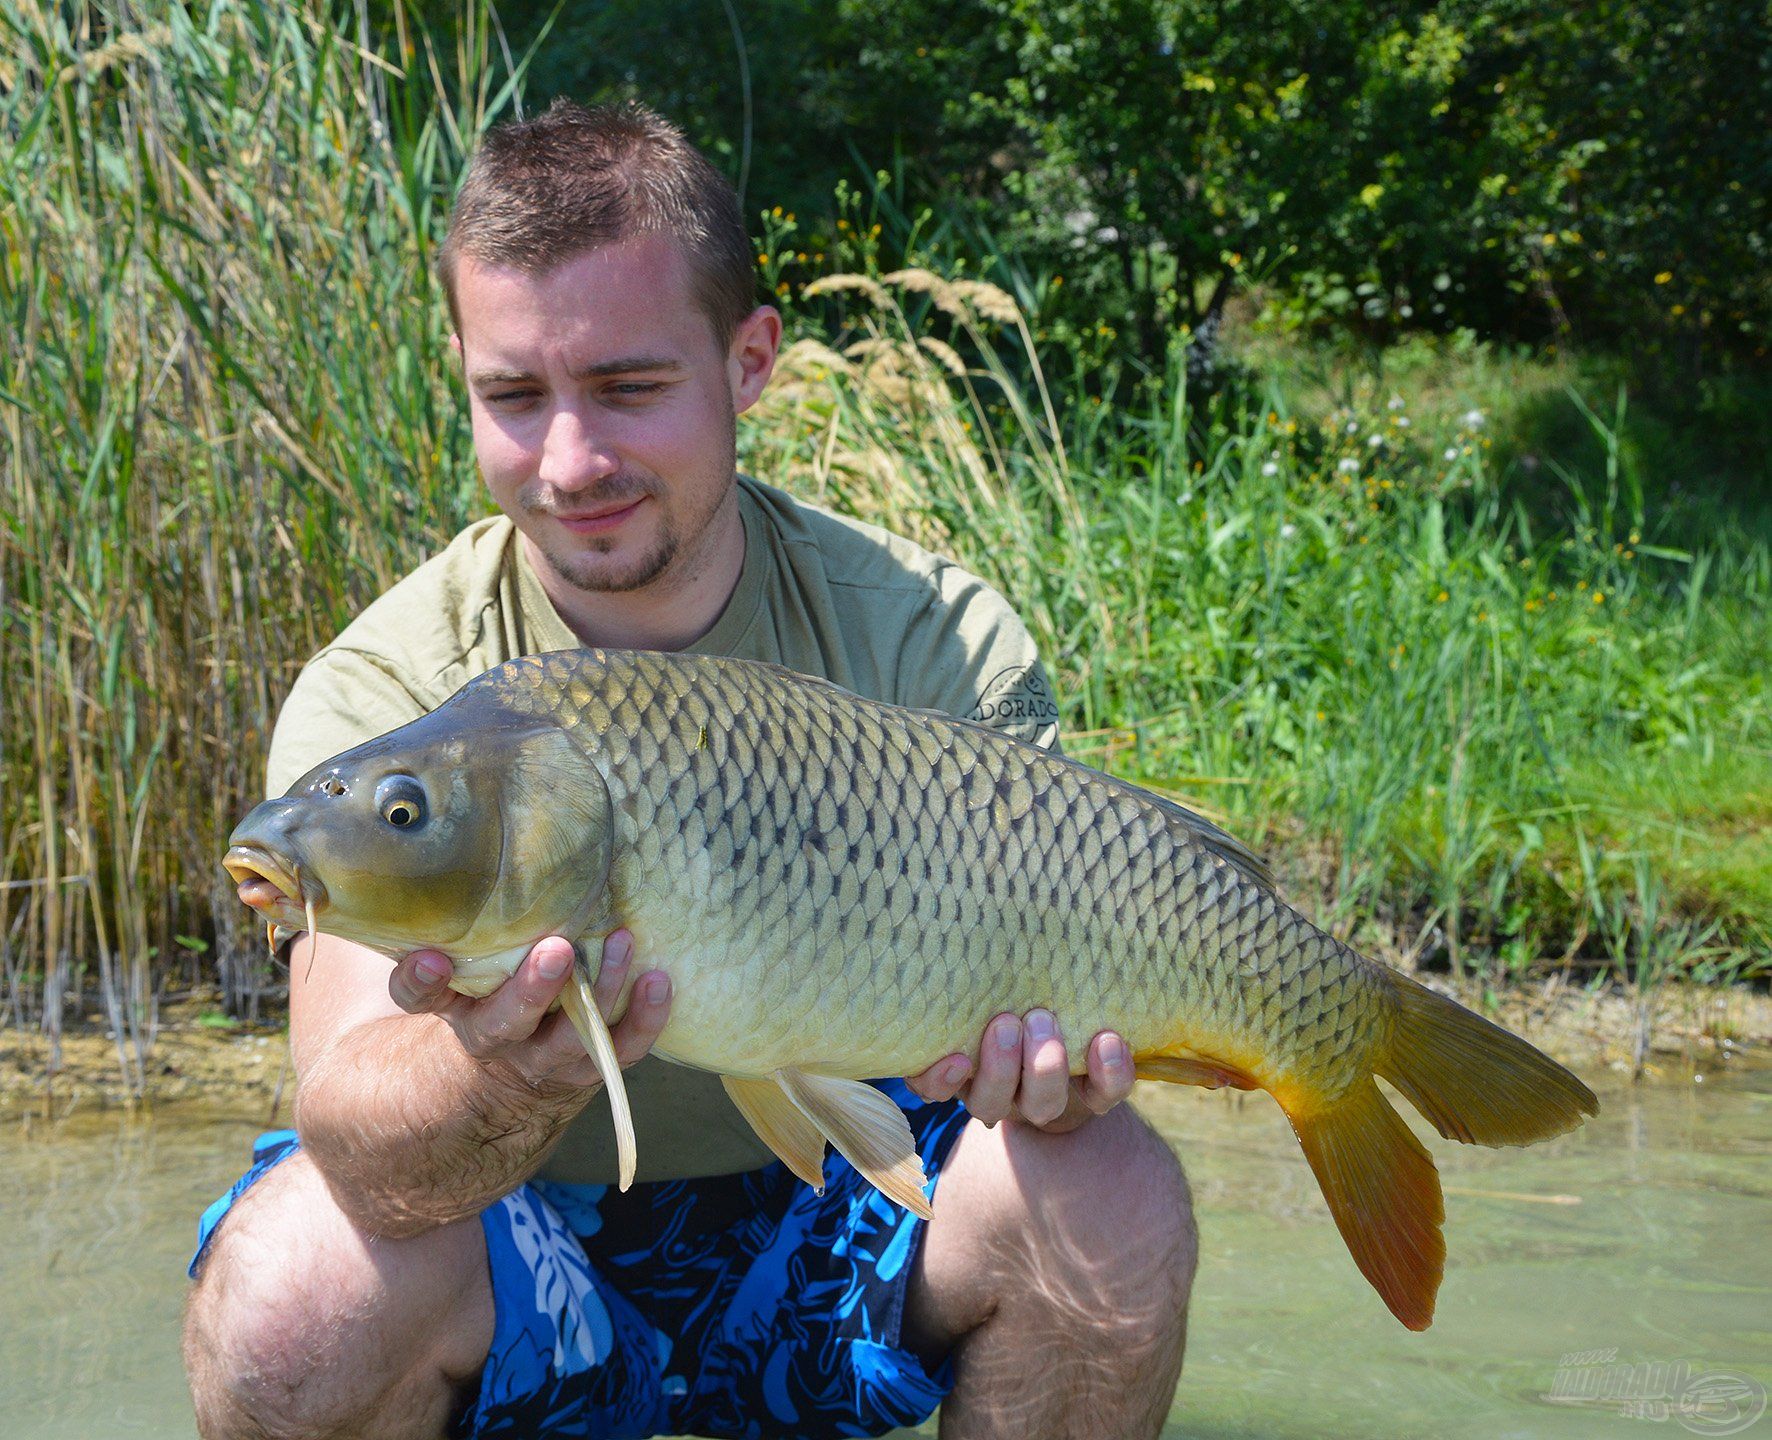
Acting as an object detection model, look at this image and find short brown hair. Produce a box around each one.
[439,99,755,344]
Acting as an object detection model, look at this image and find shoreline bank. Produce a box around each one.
[3,976,1766,1122]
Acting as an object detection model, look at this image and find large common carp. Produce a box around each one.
[225,648,1596,1330]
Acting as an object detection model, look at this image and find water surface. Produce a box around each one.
[3,1056,1767,1438]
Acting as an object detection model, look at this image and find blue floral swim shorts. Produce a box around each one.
[191,1079,969,1439]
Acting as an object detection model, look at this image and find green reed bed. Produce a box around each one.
[1,0,498,1076]
[1,3,1764,1090]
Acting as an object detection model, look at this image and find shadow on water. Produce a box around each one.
[3,1057,1768,1440]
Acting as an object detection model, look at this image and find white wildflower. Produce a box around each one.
[1280,523,1297,539]
[1262,461,1279,477]
[1461,408,1486,429]
[1337,458,1360,475]
[1396,415,1411,428]
[1367,433,1384,447]
[1444,447,1459,461]
[1387,394,1406,411]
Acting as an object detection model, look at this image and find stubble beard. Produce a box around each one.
[535,498,682,596]
[520,419,737,598]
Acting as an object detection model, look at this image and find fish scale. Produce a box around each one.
[490,649,1379,1094]
[226,645,1598,1330]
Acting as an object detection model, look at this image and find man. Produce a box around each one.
[184,99,1196,1440]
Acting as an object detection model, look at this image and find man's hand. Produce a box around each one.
[904,1010,1136,1134]
[387,928,672,1093]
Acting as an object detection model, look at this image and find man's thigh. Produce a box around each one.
[184,1147,493,1439]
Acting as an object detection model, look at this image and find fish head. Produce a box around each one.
[224,695,613,963]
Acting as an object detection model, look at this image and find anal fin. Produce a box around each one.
[774,1069,934,1221]
[560,965,638,1192]
[1135,1052,1262,1091]
[723,1074,828,1193]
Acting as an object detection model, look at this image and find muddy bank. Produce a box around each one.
[4,975,1766,1121]
[0,996,291,1121]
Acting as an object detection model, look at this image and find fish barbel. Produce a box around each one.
[225,648,1596,1329]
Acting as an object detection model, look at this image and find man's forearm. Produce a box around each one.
[295,1013,593,1236]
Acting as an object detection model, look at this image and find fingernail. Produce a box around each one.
[643,974,669,1004]
[995,1017,1021,1050]
[536,947,571,981]
[943,1057,970,1087]
[415,955,448,985]
[1100,1034,1126,1069]
[606,931,632,967]
[1026,1011,1055,1042]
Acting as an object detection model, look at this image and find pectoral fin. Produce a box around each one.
[722,1074,828,1193]
[559,966,637,1192]
[774,1069,934,1221]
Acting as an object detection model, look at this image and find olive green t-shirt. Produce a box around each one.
[267,474,1062,1183]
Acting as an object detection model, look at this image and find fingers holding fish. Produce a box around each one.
[932,1011,1136,1134]
[436,938,596,1082]
[1017,1010,1073,1127]
[388,949,461,1016]
[580,927,673,1073]
[903,1052,975,1103]
[961,1013,1024,1127]
[1075,1032,1137,1117]
[1028,1031,1139,1134]
[608,969,672,1069]
[592,929,634,1017]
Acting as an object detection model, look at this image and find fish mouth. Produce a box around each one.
[223,845,327,927]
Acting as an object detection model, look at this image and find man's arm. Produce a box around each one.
[289,925,671,1236]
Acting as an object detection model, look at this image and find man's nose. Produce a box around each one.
[538,403,619,490]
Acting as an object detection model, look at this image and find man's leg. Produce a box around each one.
[183,1151,494,1440]
[903,1105,1196,1440]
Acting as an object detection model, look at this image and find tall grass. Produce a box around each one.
[1,2,1764,1090]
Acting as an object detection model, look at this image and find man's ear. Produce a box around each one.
[450,333,463,364]
[728,305,782,416]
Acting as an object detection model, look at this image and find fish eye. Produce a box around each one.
[375,776,427,830]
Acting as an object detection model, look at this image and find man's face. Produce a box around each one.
[452,236,776,595]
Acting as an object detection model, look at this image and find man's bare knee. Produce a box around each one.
[915,1104,1196,1356]
[1007,1107,1197,1333]
[910,1106,1195,1438]
[183,1152,490,1440]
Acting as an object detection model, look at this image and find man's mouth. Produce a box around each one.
[553,496,648,536]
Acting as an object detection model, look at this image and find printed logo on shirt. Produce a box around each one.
[968,663,1061,734]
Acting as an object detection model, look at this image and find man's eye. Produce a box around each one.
[610,382,663,398]
[488,390,537,405]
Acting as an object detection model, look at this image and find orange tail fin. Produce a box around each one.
[1136,974,1597,1330]
[1284,1078,1445,1330]
[1376,971,1599,1146]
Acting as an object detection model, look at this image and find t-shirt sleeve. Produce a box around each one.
[264,648,432,799]
[892,564,1063,752]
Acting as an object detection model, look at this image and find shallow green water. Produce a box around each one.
[3,1055,1767,1439]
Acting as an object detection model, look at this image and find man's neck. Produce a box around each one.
[523,488,748,653]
